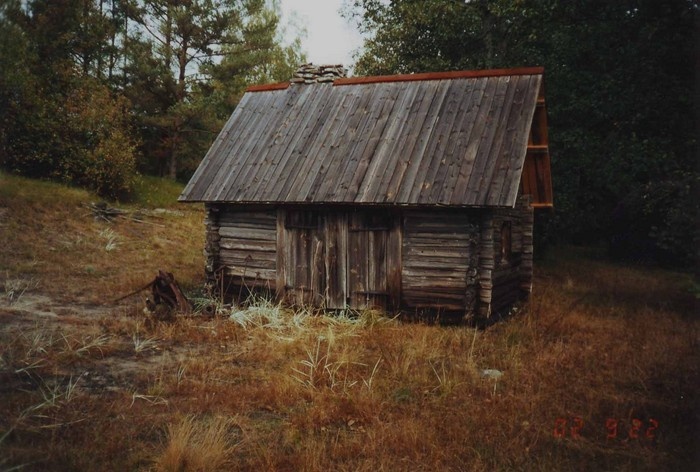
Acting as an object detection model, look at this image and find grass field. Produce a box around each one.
[0,171,698,471]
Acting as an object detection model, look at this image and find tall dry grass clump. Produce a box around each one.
[154,415,240,472]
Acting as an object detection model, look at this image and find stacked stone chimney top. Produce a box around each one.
[290,63,347,84]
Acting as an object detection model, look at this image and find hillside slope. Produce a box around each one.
[0,172,205,304]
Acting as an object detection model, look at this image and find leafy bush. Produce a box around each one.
[60,81,139,200]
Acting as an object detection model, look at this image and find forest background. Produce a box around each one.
[0,0,697,268]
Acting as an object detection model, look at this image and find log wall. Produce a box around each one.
[205,202,532,318]
[401,210,480,313]
[216,206,277,296]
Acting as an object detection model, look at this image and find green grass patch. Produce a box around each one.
[0,171,91,207]
[0,170,187,209]
[131,175,187,208]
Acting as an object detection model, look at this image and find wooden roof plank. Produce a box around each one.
[463,76,516,206]
[472,75,523,206]
[394,80,454,203]
[414,79,476,204]
[332,83,395,202]
[353,82,420,203]
[206,92,279,201]
[294,88,363,202]
[250,86,345,202]
[488,75,541,206]
[262,85,337,202]
[179,68,549,207]
[242,89,312,202]
[446,77,498,205]
[341,82,405,202]
[241,86,323,202]
[433,78,488,204]
[312,82,380,201]
[304,87,369,200]
[370,82,438,203]
[277,85,342,202]
[220,88,303,201]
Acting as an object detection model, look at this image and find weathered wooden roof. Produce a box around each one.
[180,67,551,207]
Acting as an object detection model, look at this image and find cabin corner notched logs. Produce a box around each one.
[184,67,551,320]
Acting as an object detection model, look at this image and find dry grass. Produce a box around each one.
[0,171,205,304]
[154,415,240,471]
[0,172,698,471]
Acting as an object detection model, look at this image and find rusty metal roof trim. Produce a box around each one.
[245,81,290,92]
[333,67,545,87]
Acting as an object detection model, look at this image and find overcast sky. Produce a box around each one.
[278,0,364,73]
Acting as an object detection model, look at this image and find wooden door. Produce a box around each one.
[280,208,399,311]
[282,210,325,306]
[347,210,395,310]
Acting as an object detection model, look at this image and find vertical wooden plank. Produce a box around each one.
[465,76,517,205]
[368,230,388,310]
[276,209,286,301]
[348,212,370,309]
[447,78,496,205]
[519,196,534,295]
[478,212,495,318]
[387,211,402,311]
[311,233,325,306]
[294,227,306,305]
[324,212,347,309]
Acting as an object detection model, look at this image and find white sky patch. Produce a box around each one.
[278,0,364,74]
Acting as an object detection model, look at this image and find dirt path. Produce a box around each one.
[0,290,188,398]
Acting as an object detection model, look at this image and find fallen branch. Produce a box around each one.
[85,202,166,227]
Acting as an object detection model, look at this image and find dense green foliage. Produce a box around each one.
[0,0,303,197]
[348,0,698,267]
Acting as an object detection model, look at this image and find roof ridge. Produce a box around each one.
[245,67,544,93]
[334,67,544,86]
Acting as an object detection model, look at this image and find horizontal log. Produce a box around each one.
[224,266,276,280]
[219,226,276,241]
[220,239,276,252]
[219,253,277,270]
[402,265,470,274]
[403,268,470,278]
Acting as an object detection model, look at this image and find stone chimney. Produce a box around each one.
[290,63,347,84]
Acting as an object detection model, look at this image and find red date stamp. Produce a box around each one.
[554,416,659,442]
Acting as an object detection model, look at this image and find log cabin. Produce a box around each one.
[179,66,553,321]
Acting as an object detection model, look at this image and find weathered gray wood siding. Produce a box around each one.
[401,210,480,313]
[217,206,277,292]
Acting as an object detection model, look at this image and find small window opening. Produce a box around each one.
[500,221,512,265]
[285,210,320,229]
